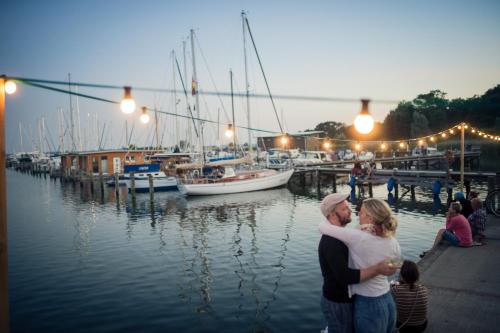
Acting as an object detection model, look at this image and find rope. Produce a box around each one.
[18,79,281,136]
[6,76,400,104]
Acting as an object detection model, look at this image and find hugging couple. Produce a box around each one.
[318,193,401,333]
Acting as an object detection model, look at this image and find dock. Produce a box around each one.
[418,214,500,332]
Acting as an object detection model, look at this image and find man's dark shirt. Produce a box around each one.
[318,234,361,303]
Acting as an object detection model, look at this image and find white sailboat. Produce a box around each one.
[176,13,294,196]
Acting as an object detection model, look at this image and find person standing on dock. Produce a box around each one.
[318,194,398,333]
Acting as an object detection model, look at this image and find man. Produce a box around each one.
[318,193,397,333]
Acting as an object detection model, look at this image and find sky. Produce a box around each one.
[2,0,500,153]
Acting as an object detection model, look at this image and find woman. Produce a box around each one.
[422,201,473,257]
[391,260,428,332]
[319,198,401,333]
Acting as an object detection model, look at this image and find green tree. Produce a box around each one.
[313,121,346,139]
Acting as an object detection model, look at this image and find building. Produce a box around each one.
[61,149,159,177]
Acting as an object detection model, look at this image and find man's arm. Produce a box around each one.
[360,260,397,282]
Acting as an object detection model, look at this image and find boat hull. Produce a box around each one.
[126,177,178,192]
[178,169,294,196]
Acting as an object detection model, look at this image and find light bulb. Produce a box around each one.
[418,140,424,145]
[354,99,374,134]
[399,142,405,148]
[5,80,17,95]
[323,141,331,149]
[225,124,234,138]
[430,137,435,142]
[355,143,361,151]
[381,143,386,150]
[140,107,150,123]
[120,86,136,114]
[280,135,288,145]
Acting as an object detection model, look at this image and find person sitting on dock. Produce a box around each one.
[468,198,487,245]
[421,202,473,258]
[454,192,473,218]
[391,260,428,333]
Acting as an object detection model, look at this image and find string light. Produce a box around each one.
[323,141,332,149]
[280,133,289,145]
[380,143,387,150]
[140,106,150,124]
[430,137,435,142]
[449,129,454,134]
[120,86,136,114]
[225,124,234,138]
[441,133,447,138]
[5,80,17,95]
[355,143,362,151]
[354,99,374,134]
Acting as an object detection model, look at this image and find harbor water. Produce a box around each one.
[7,170,485,332]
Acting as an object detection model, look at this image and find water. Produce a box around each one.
[7,170,485,332]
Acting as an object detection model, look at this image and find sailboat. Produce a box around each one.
[176,13,294,196]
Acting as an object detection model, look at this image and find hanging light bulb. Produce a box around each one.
[449,129,454,134]
[457,125,462,130]
[380,143,386,150]
[5,80,17,95]
[355,143,361,151]
[441,133,447,138]
[418,139,424,145]
[120,86,136,114]
[464,124,468,129]
[323,141,331,149]
[472,129,476,133]
[140,106,150,124]
[430,137,435,142]
[225,124,234,138]
[399,142,405,149]
[280,134,289,145]
[354,99,374,134]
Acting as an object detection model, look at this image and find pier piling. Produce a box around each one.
[148,174,154,202]
[114,173,119,199]
[130,172,136,198]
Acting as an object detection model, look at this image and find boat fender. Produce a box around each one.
[349,176,357,189]
[432,180,441,195]
[387,177,395,192]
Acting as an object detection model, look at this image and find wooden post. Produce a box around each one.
[465,179,471,198]
[0,77,10,331]
[460,122,465,191]
[316,169,321,195]
[394,180,399,201]
[332,173,337,193]
[410,185,416,200]
[149,174,154,202]
[447,187,453,203]
[368,182,373,198]
[130,172,136,198]
[114,172,119,198]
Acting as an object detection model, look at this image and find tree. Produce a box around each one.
[313,121,346,139]
[410,112,430,138]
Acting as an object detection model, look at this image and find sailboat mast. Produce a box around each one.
[183,39,192,152]
[171,50,179,149]
[190,29,205,163]
[230,70,237,155]
[18,122,23,152]
[68,73,75,152]
[242,11,252,153]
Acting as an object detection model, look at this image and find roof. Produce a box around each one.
[257,130,325,138]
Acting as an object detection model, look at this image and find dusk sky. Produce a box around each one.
[2,0,500,152]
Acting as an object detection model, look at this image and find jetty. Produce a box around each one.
[418,215,500,332]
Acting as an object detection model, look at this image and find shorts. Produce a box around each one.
[442,230,460,246]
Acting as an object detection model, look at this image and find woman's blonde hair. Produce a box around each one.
[362,198,397,237]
